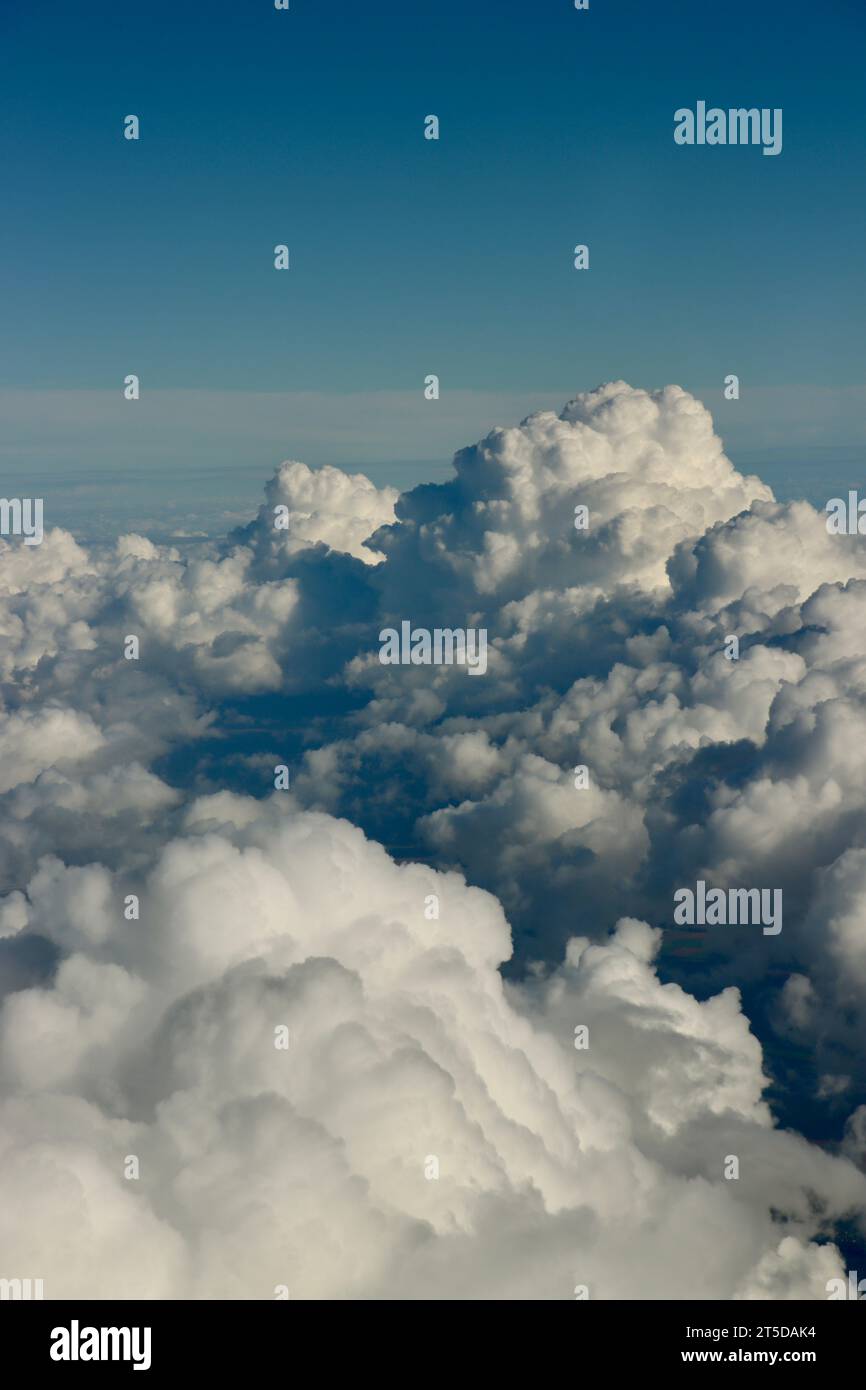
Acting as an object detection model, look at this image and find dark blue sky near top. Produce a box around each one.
[1,0,864,394]
[0,0,864,533]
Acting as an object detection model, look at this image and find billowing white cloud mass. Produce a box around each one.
[235,460,399,572]
[0,801,862,1299]
[1,383,865,1298]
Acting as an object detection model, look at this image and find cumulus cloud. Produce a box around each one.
[0,803,861,1298]
[370,382,771,611]
[234,460,399,571]
[1,382,865,1298]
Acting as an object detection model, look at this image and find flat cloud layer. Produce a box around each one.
[1,382,865,1298]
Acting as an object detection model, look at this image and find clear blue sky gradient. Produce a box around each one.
[1,0,864,533]
[4,0,865,393]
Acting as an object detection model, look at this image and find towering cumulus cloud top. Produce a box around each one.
[375,382,772,607]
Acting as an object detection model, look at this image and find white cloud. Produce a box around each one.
[237,461,398,569]
[0,382,865,1299]
[0,804,860,1298]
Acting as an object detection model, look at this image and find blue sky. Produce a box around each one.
[2,0,865,533]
